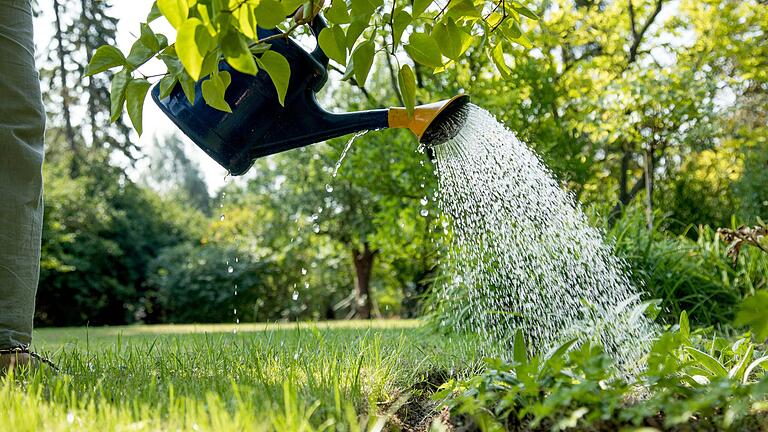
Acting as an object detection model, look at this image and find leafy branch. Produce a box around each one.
[84,0,538,135]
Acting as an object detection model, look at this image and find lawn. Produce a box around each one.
[2,320,481,431]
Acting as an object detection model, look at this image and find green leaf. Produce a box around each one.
[397,64,416,117]
[446,0,481,19]
[200,49,221,79]
[157,0,189,29]
[350,0,381,19]
[254,0,285,29]
[392,10,411,49]
[85,45,126,76]
[176,18,210,80]
[179,71,197,103]
[126,24,164,68]
[340,57,355,81]
[158,75,178,99]
[728,343,753,381]
[201,70,233,112]
[432,18,471,60]
[734,291,768,340]
[325,0,351,24]
[411,0,431,18]
[505,20,522,39]
[257,50,290,106]
[679,310,690,341]
[147,2,163,22]
[513,329,527,365]
[351,41,374,87]
[541,338,577,375]
[126,79,151,135]
[110,69,131,122]
[318,26,347,66]
[405,32,443,68]
[345,19,367,50]
[282,0,305,16]
[513,4,539,20]
[222,30,258,75]
[684,347,728,378]
[237,6,257,39]
[491,42,511,77]
[744,356,768,384]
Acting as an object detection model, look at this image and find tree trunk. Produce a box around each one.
[607,148,644,227]
[643,145,654,230]
[352,243,376,319]
[81,0,98,147]
[53,0,80,177]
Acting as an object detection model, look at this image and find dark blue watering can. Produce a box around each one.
[152,15,469,175]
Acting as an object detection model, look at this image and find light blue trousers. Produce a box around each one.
[0,0,45,349]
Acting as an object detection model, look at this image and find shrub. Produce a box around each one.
[146,243,289,323]
[37,161,205,326]
[609,208,768,325]
[437,313,768,431]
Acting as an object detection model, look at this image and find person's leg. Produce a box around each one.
[0,0,46,358]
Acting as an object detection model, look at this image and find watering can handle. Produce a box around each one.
[308,14,330,69]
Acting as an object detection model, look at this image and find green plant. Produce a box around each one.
[735,291,768,341]
[84,0,538,133]
[436,312,768,431]
[609,208,768,325]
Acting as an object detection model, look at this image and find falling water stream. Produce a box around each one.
[432,105,656,372]
[333,131,368,177]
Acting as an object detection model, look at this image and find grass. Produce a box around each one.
[2,320,482,431]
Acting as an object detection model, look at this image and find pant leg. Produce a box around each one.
[0,0,45,349]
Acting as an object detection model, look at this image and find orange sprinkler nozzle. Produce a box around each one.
[388,94,470,146]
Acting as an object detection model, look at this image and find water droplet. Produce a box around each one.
[292,291,299,301]
[220,214,225,221]
[312,224,320,233]
[301,268,307,275]
[420,197,429,206]
[227,266,234,273]
[233,308,237,314]
[420,209,429,217]
[325,184,334,193]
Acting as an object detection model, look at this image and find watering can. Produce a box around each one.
[151,14,469,176]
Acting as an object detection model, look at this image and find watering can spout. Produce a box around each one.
[387,95,470,147]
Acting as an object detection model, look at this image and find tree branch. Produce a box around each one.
[628,0,663,64]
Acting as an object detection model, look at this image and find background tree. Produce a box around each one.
[144,133,212,214]
[43,0,134,176]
